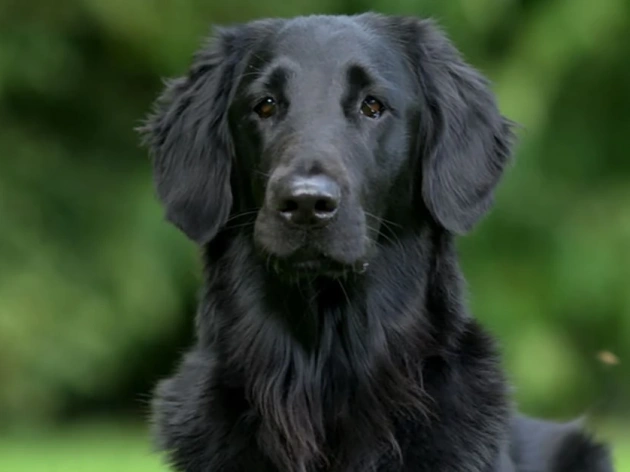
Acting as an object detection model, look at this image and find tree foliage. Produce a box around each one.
[0,0,628,428]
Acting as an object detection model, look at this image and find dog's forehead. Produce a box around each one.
[267,16,391,72]
[240,16,415,109]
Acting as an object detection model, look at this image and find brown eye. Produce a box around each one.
[254,97,276,119]
[360,96,385,119]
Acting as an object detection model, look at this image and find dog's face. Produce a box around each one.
[140,14,514,279]
[230,19,416,276]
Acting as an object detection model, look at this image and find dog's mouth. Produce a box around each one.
[270,252,369,280]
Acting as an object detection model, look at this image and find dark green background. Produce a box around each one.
[1,0,628,470]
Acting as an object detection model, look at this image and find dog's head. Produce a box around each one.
[139,14,515,279]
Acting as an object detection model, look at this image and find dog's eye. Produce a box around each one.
[254,97,277,119]
[360,96,385,119]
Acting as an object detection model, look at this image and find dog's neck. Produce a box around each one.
[197,223,470,471]
[202,222,466,345]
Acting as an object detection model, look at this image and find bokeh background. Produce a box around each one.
[1,0,629,470]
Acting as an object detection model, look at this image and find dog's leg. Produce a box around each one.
[151,347,275,472]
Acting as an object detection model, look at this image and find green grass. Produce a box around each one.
[0,420,628,471]
[0,422,168,472]
[600,421,630,472]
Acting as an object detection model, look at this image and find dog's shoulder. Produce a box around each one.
[510,415,614,472]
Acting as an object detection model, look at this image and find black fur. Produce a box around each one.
[139,13,614,472]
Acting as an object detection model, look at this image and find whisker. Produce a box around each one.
[223,221,256,231]
[254,170,273,179]
[225,209,260,224]
[238,70,265,80]
[337,279,352,310]
[367,224,400,249]
[364,211,402,229]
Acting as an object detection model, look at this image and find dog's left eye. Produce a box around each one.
[360,96,385,119]
[254,97,277,119]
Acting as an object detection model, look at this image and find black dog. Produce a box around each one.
[139,13,614,472]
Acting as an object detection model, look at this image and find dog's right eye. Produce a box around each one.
[254,97,277,119]
[360,96,385,119]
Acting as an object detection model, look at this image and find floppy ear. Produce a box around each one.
[411,20,516,234]
[138,27,248,244]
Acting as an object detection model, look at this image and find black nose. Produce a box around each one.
[274,175,340,226]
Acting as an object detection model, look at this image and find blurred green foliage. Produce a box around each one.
[0,0,628,436]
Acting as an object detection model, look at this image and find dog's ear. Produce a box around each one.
[408,19,516,234]
[138,26,250,244]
